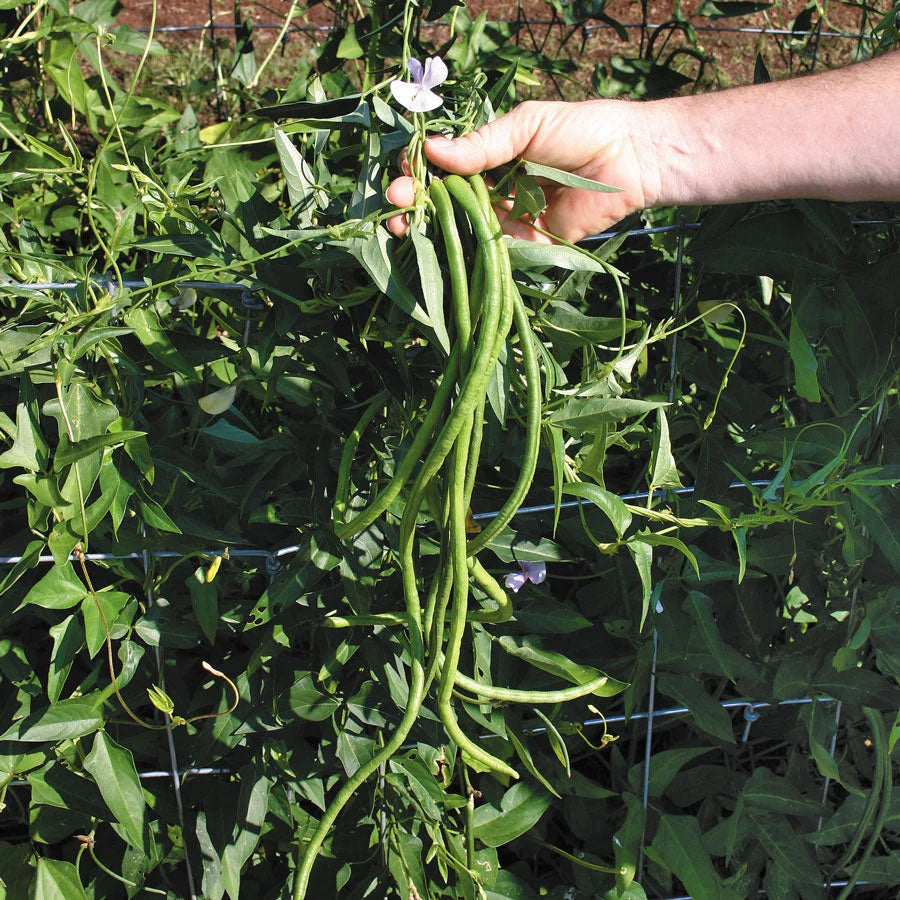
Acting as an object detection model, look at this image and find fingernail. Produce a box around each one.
[425,134,454,145]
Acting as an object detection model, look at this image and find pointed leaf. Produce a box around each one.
[410,225,451,354]
[84,732,148,852]
[562,481,632,538]
[33,858,88,900]
[472,782,552,847]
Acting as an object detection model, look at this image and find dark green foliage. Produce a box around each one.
[0,2,897,899]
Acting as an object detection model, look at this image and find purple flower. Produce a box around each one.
[390,56,448,113]
[504,561,547,593]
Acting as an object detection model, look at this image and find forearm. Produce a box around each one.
[637,51,900,209]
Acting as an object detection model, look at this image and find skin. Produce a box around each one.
[386,51,900,243]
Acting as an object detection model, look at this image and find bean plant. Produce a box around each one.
[0,1,898,899]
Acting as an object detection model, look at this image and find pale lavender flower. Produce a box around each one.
[390,56,448,113]
[504,561,547,593]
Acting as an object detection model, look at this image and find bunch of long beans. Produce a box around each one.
[293,174,607,897]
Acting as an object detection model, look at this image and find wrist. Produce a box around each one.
[631,96,714,210]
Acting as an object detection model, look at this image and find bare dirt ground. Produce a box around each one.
[116,0,878,96]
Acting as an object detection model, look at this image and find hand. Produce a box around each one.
[385,98,656,243]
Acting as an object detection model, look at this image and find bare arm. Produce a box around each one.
[645,50,900,210]
[386,52,900,242]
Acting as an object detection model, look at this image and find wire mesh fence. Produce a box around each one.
[3,204,890,897]
[116,0,889,101]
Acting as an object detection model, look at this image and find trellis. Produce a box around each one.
[2,204,891,895]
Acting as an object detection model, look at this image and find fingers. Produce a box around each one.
[385,176,417,237]
[423,104,542,175]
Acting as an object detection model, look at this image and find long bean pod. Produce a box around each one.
[436,406,518,779]
[309,172,539,893]
[335,343,461,539]
[453,671,616,704]
[467,284,542,553]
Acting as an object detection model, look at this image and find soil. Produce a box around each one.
[116,0,878,97]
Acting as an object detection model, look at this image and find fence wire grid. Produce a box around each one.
[2,207,890,898]
[6,6,896,894]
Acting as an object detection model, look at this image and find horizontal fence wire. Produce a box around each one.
[131,19,873,42]
[0,479,775,567]
[6,697,838,784]
[2,216,896,299]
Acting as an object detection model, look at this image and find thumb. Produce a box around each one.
[423,105,541,175]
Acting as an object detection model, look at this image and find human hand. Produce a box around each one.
[385,98,656,243]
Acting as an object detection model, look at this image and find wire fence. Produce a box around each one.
[121,0,887,106]
[3,208,890,897]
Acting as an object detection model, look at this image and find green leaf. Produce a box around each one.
[497,635,624,692]
[647,408,683,491]
[549,397,668,435]
[137,496,182,533]
[561,481,632,538]
[187,566,219,645]
[627,539,654,628]
[547,422,565,536]
[0,372,49,472]
[532,708,570,776]
[506,238,608,274]
[850,483,900,574]
[337,228,429,327]
[602,885,647,900]
[28,762,109,822]
[683,591,737,681]
[123,306,198,380]
[537,300,640,365]
[638,532,700,579]
[748,811,821,884]
[506,726,561,798]
[472,782,552,847]
[81,590,131,657]
[812,663,900,710]
[689,209,838,280]
[511,601,592,635]
[742,767,828,817]
[47,615,84,704]
[522,160,622,193]
[0,698,104,743]
[657,673,736,744]
[83,732,148,852]
[254,95,369,128]
[336,22,364,59]
[696,1,775,18]
[33,858,88,900]
[18,563,87,611]
[853,852,900,885]
[410,225,451,354]
[645,815,734,900]
[0,538,45,597]
[0,842,34,900]
[629,747,715,798]
[273,125,317,226]
[788,315,821,402]
[52,430,146,471]
[807,794,900,845]
[613,793,645,893]
[221,763,272,900]
[509,173,546,221]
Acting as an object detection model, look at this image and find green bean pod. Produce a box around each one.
[332,389,389,525]
[436,407,518,779]
[467,284,542,554]
[335,343,461,540]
